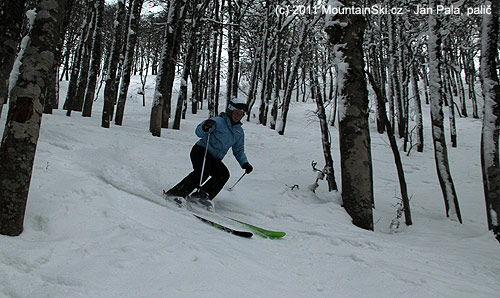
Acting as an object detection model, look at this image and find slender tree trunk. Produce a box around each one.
[150,0,187,136]
[311,68,338,191]
[258,26,270,125]
[226,0,233,104]
[231,1,241,100]
[82,0,104,117]
[63,13,89,114]
[367,71,412,225]
[370,44,385,134]
[270,15,282,130]
[102,0,125,128]
[278,18,314,135]
[454,67,468,117]
[422,65,430,104]
[428,0,462,223]
[115,0,143,126]
[215,0,224,115]
[44,0,74,115]
[191,38,200,115]
[173,42,194,130]
[0,0,69,236]
[411,63,424,152]
[246,33,262,121]
[480,0,500,242]
[72,0,96,112]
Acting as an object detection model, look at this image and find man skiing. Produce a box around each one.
[165,98,253,210]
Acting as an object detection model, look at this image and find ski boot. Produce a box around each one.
[188,190,214,211]
[163,189,187,208]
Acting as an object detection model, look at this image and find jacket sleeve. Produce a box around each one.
[232,130,248,166]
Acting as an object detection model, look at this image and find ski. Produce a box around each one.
[163,190,284,238]
[224,216,286,239]
[193,214,253,238]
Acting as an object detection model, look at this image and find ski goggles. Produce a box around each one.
[229,102,248,112]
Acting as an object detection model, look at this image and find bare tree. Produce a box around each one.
[0,0,27,113]
[102,0,126,128]
[0,0,70,236]
[325,1,374,230]
[82,0,104,117]
[150,0,187,136]
[480,0,500,242]
[427,0,462,223]
[114,0,144,126]
[310,66,338,192]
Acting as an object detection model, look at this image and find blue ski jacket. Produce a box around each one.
[195,112,249,167]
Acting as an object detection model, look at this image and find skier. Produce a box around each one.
[165,98,253,210]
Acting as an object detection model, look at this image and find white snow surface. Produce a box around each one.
[0,76,499,298]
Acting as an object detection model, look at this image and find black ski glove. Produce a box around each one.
[202,119,216,132]
[242,162,253,174]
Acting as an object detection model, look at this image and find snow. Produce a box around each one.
[1,75,499,298]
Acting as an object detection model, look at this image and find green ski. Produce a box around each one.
[225,217,286,239]
[193,214,253,238]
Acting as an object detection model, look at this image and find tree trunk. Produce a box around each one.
[270,15,283,130]
[114,0,143,126]
[245,26,262,121]
[43,0,74,114]
[82,0,104,117]
[231,1,241,100]
[173,42,194,130]
[63,13,89,114]
[72,0,96,112]
[480,0,500,242]
[102,0,125,128]
[311,68,338,191]
[411,63,424,152]
[258,27,270,125]
[325,7,374,230]
[428,0,462,223]
[0,0,69,236]
[278,17,314,135]
[150,0,187,136]
[367,71,412,226]
[0,0,26,107]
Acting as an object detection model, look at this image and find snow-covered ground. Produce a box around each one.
[1,77,498,298]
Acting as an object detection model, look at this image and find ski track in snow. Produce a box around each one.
[0,78,499,298]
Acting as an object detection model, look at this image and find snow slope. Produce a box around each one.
[0,77,499,298]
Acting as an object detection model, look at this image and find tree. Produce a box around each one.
[82,0,105,117]
[480,0,500,242]
[62,0,91,114]
[367,71,412,226]
[278,16,318,135]
[102,0,126,128]
[114,0,144,125]
[310,65,338,192]
[70,0,96,113]
[427,0,462,223]
[0,0,70,236]
[0,0,27,112]
[150,0,188,136]
[325,1,374,230]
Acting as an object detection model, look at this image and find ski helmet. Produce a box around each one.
[228,98,248,113]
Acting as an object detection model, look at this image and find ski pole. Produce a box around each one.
[228,172,246,191]
[199,131,211,188]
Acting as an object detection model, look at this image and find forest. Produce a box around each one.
[0,0,499,245]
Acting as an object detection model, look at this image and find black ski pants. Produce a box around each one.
[167,144,230,200]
